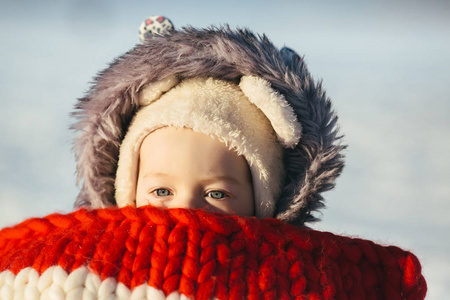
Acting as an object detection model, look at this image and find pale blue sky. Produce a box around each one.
[1,0,449,298]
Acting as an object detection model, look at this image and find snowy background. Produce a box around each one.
[1,1,449,298]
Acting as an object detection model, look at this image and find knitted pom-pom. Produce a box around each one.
[0,206,427,299]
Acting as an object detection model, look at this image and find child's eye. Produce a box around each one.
[207,191,227,199]
[154,188,172,197]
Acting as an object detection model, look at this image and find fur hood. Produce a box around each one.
[72,26,345,226]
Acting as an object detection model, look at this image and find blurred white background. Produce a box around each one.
[1,1,449,298]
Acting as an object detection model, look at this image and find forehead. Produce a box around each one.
[139,127,249,176]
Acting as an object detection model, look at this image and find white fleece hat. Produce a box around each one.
[115,76,301,218]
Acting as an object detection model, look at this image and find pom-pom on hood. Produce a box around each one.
[72,24,346,226]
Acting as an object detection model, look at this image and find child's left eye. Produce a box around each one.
[207,191,227,199]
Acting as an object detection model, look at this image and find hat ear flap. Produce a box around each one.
[239,76,302,148]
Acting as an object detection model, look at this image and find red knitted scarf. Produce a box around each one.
[0,206,427,299]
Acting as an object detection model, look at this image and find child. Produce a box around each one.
[73,16,343,227]
[0,16,426,299]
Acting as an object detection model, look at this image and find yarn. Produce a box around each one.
[0,206,427,299]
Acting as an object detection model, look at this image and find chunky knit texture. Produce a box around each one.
[0,207,426,299]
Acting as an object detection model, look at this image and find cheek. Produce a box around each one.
[135,191,162,208]
[135,179,149,207]
[135,188,146,207]
[214,187,254,216]
[135,181,167,208]
[235,182,255,216]
[239,191,255,216]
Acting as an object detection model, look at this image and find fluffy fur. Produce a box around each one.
[72,26,346,226]
[239,76,301,148]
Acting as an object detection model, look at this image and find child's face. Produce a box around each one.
[136,127,254,216]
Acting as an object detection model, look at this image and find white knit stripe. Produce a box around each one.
[0,267,209,300]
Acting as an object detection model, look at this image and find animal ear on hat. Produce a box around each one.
[239,76,301,148]
[138,75,179,106]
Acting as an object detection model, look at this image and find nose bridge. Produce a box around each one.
[173,189,204,209]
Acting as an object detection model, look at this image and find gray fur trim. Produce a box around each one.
[71,26,346,226]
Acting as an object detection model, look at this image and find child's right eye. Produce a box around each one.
[154,188,171,197]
